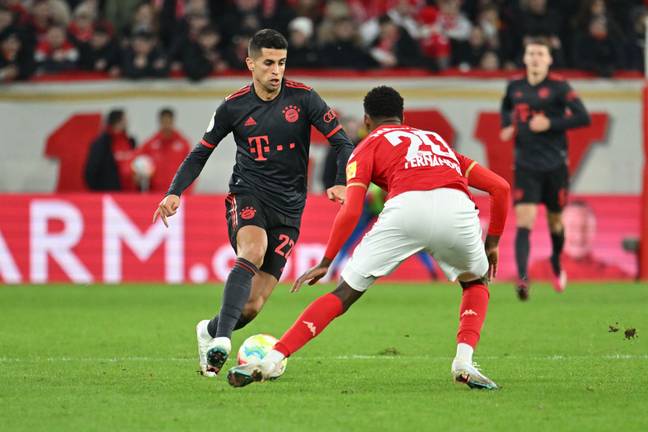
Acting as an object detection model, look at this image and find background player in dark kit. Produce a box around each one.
[153,29,353,376]
[500,38,590,301]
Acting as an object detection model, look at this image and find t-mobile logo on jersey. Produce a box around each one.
[248,135,296,161]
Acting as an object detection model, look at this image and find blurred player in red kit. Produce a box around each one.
[133,108,192,192]
[227,86,510,390]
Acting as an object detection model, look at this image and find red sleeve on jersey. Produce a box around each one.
[323,185,367,261]
[456,153,475,174]
[467,163,510,236]
[346,144,374,187]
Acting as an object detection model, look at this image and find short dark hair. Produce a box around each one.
[524,36,551,51]
[106,109,125,126]
[159,107,174,118]
[363,86,404,121]
[248,29,288,57]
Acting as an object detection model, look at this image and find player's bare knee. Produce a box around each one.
[459,275,489,289]
[457,272,481,284]
[515,204,537,229]
[332,281,364,313]
[548,213,563,233]
[237,243,266,268]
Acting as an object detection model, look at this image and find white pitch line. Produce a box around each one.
[0,354,646,363]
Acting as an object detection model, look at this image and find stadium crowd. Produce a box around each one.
[1,0,646,83]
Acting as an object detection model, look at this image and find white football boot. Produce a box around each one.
[196,320,231,377]
[226,358,283,388]
[451,359,499,390]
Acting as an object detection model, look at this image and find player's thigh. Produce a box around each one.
[514,166,542,207]
[426,191,489,282]
[225,194,269,264]
[542,164,569,214]
[262,224,300,281]
[341,193,429,292]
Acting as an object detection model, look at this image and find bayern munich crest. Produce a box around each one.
[283,105,300,123]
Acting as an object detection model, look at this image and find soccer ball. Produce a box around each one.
[237,334,287,377]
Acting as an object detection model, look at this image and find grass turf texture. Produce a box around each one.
[1,282,647,432]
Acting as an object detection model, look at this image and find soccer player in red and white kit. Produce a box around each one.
[227,86,511,389]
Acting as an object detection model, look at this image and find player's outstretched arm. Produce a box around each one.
[291,184,367,292]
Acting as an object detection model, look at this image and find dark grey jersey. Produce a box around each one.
[500,74,590,171]
[168,79,353,218]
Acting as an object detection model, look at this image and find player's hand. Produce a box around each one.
[326,185,346,204]
[484,235,500,282]
[291,260,330,293]
[499,126,515,141]
[152,194,180,227]
[529,114,551,133]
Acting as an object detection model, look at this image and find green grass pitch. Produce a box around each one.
[1,282,647,432]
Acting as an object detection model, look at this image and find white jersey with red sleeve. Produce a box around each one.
[346,124,475,200]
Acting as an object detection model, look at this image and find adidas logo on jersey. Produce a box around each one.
[244,117,257,126]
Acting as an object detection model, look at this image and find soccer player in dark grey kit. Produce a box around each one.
[152,29,353,376]
[500,38,590,301]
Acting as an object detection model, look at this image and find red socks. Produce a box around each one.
[456,281,490,348]
[274,293,344,357]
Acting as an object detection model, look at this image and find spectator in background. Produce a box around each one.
[290,0,323,23]
[0,31,35,81]
[0,5,16,38]
[452,26,487,69]
[369,14,424,68]
[418,5,450,70]
[479,49,500,71]
[319,16,375,69]
[287,16,318,67]
[121,29,168,79]
[133,107,191,192]
[316,0,351,45]
[360,0,421,45]
[67,1,98,45]
[626,6,646,72]
[78,22,120,74]
[85,109,139,191]
[34,24,78,73]
[218,0,274,44]
[168,10,210,70]
[122,1,157,41]
[435,0,473,69]
[103,0,141,36]
[573,16,624,77]
[2,0,29,24]
[25,0,55,43]
[223,31,253,70]
[517,0,565,67]
[182,24,228,81]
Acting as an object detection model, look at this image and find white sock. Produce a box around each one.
[264,349,285,365]
[455,343,474,364]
